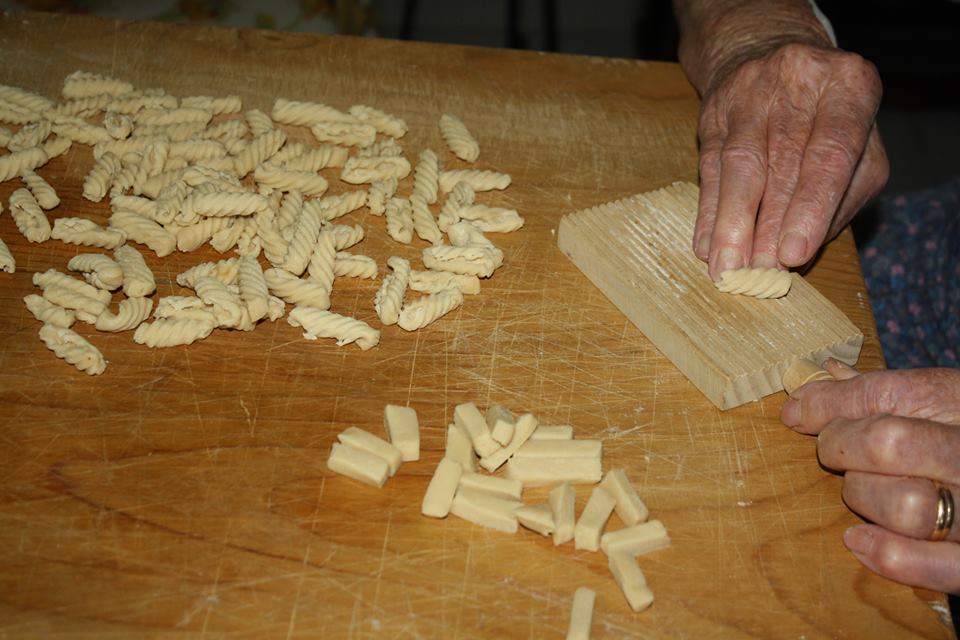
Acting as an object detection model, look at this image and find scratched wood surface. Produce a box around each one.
[0,11,951,639]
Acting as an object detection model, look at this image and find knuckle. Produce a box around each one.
[865,374,901,415]
[871,536,907,577]
[865,416,912,468]
[810,138,859,171]
[894,488,932,537]
[720,144,766,174]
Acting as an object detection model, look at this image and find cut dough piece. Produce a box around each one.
[445,423,476,473]
[608,553,654,612]
[326,442,389,488]
[505,457,602,487]
[485,403,515,446]
[449,487,521,534]
[514,503,554,537]
[600,520,671,557]
[566,587,596,640]
[514,440,602,459]
[453,401,500,458]
[458,473,522,501]
[530,425,574,440]
[549,482,576,546]
[599,468,649,526]
[422,457,463,518]
[337,426,403,476]
[574,487,617,551]
[384,404,420,462]
[478,413,539,473]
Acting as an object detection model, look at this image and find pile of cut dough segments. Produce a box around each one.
[325,400,671,637]
[0,71,523,374]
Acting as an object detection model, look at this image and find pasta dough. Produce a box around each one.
[422,244,500,278]
[327,442,389,488]
[237,255,270,323]
[95,297,153,332]
[23,294,75,328]
[38,323,106,375]
[340,155,411,184]
[279,201,324,276]
[411,149,440,204]
[254,163,329,196]
[310,121,377,148]
[396,286,463,331]
[114,244,156,297]
[133,317,216,348]
[422,458,462,518]
[108,210,177,256]
[333,252,377,279]
[9,188,51,242]
[373,256,410,326]
[439,113,480,162]
[438,169,510,194]
[67,253,124,290]
[272,98,355,126]
[599,468,649,526]
[549,482,576,546]
[287,305,380,350]
[383,404,420,461]
[410,193,443,245]
[384,197,414,244]
[573,487,617,551]
[51,217,127,249]
[408,269,481,295]
[566,587,596,640]
[716,267,792,299]
[348,104,408,138]
[264,268,331,309]
[337,426,403,476]
[307,227,337,293]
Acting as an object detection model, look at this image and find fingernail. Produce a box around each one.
[695,234,710,260]
[779,232,808,266]
[751,253,778,268]
[715,247,742,276]
[843,525,874,555]
[781,398,801,428]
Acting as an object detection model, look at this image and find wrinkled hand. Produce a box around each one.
[782,363,960,594]
[694,42,889,279]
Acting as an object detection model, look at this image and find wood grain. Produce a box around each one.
[558,181,863,409]
[0,11,952,639]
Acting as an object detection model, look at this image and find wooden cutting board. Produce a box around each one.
[0,11,950,639]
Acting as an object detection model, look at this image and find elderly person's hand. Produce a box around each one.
[782,362,960,594]
[674,1,890,279]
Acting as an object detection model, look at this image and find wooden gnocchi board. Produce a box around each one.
[557,181,864,409]
[0,11,949,640]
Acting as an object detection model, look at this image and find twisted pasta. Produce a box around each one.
[282,144,349,171]
[181,95,242,115]
[103,112,133,139]
[134,107,213,127]
[0,126,10,147]
[33,268,112,304]
[51,217,127,249]
[209,219,244,253]
[9,188,51,243]
[134,121,205,142]
[235,218,261,257]
[82,152,122,202]
[279,202,323,275]
[115,244,156,297]
[67,253,124,290]
[263,268,331,309]
[139,167,183,199]
[272,98,355,126]
[0,103,40,125]
[183,191,269,219]
[456,204,524,233]
[373,256,410,326]
[313,190,367,222]
[410,193,443,245]
[194,275,244,328]
[95,297,153,332]
[254,163,329,196]
[258,221,289,266]
[8,120,51,151]
[130,141,170,194]
[38,324,106,375]
[109,210,177,257]
[62,70,134,99]
[105,92,178,114]
[438,169,510,194]
[408,269,481,295]
[348,104,408,138]
[412,149,440,204]
[334,252,377,279]
[52,120,113,145]
[133,317,216,348]
[233,128,286,177]
[330,223,364,251]
[23,294,75,328]
[43,136,72,159]
[201,119,249,142]
[111,194,159,219]
[93,135,168,161]
[175,216,231,252]
[47,95,113,118]
[307,228,336,292]
[0,84,53,113]
[397,287,464,331]
[716,268,792,299]
[237,255,270,322]
[437,180,475,231]
[269,141,309,165]
[276,190,303,232]
[0,236,13,273]
[0,146,47,182]
[385,197,414,244]
[340,155,411,184]
[447,221,499,252]
[244,108,274,137]
[367,178,398,216]
[358,137,403,158]
[287,306,380,351]
[177,258,240,288]
[20,169,59,209]
[439,113,480,162]
[422,244,500,278]
[310,121,377,148]
[153,296,215,323]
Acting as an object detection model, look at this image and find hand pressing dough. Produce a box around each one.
[566,587,596,640]
[422,457,463,518]
[449,487,521,533]
[599,468,649,526]
[574,487,617,551]
[445,423,476,473]
[608,553,654,612]
[478,413,538,472]
[549,482,576,546]
[453,401,500,458]
[485,403,515,446]
[600,520,671,557]
[327,442,389,488]
[505,457,602,487]
[514,503,554,537]
[458,473,522,501]
[337,426,403,476]
[716,267,792,299]
[384,404,419,461]
[529,425,574,440]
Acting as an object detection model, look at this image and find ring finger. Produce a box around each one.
[842,471,959,542]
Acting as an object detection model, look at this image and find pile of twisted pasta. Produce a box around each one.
[0,71,523,375]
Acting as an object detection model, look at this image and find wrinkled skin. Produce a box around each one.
[782,362,960,594]
[693,42,890,278]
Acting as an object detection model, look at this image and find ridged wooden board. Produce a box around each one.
[557,181,864,409]
[0,11,951,640]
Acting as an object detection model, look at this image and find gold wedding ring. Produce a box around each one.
[929,486,955,542]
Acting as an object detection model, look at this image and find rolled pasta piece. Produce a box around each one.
[457,204,524,233]
[385,197,414,244]
[313,190,367,222]
[373,256,410,326]
[8,120,52,151]
[95,297,153,332]
[276,190,303,232]
[181,95,243,115]
[33,268,111,304]
[233,128,286,178]
[310,121,377,148]
[62,70,134,99]
[43,136,72,160]
[177,258,240,288]
[437,180,475,231]
[67,253,124,290]
[103,112,134,139]
[168,140,226,162]
[133,317,216,348]
[254,163,329,196]
[447,222,502,259]
[422,244,500,278]
[109,210,177,257]
[282,145,349,171]
[105,91,178,114]
[135,121,205,142]
[193,275,244,328]
[47,95,113,119]
[0,146,48,182]
[272,98,355,126]
[264,268,331,309]
[245,109,273,137]
[111,194,160,221]
[9,188,51,243]
[182,191,269,219]
[52,119,113,145]
[0,84,54,113]
[716,267,792,299]
[330,223,364,251]
[51,217,127,249]
[397,287,464,331]
[334,252,377,279]
[358,137,403,158]
[367,178,398,216]
[411,149,441,204]
[438,169,510,194]
[38,324,106,375]
[287,306,380,351]
[279,200,324,275]
[114,244,156,297]
[340,155,411,184]
[439,113,480,162]
[19,168,59,209]
[93,135,168,161]
[175,217,231,252]
[348,104,408,138]
[408,269,481,295]
[134,107,213,127]
[410,193,442,245]
[237,255,270,322]
[269,141,309,166]
[200,119,249,142]
[307,228,336,292]
[0,236,14,273]
[0,103,39,125]
[23,294,75,328]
